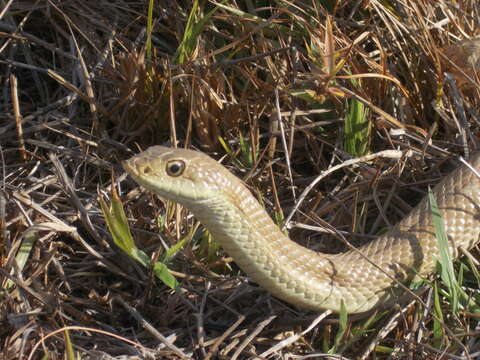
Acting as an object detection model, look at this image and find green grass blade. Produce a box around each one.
[433,282,444,348]
[344,98,370,156]
[428,188,459,313]
[238,132,254,168]
[15,230,37,271]
[64,329,75,360]
[341,310,387,352]
[162,222,198,262]
[99,196,136,258]
[287,89,326,106]
[218,135,245,168]
[145,0,154,62]
[330,299,348,353]
[3,230,37,290]
[153,262,177,289]
[218,135,233,156]
[211,1,293,36]
[99,191,178,289]
[174,1,219,64]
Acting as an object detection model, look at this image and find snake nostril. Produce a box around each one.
[143,165,152,175]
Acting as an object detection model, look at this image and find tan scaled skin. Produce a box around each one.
[123,146,480,313]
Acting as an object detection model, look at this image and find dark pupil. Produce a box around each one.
[170,163,181,174]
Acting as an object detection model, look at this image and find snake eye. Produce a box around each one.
[166,160,185,177]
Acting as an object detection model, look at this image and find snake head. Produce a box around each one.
[122,146,244,208]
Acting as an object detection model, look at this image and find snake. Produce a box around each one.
[123,146,480,313]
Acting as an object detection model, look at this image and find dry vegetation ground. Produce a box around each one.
[1,1,480,359]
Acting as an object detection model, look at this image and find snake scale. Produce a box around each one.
[123,146,480,313]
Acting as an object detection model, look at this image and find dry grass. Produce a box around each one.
[1,1,480,359]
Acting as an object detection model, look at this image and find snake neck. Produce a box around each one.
[185,157,480,313]
[188,189,377,312]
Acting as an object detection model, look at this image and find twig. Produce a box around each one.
[231,315,276,360]
[115,295,191,359]
[10,74,26,161]
[260,310,332,358]
[284,149,406,227]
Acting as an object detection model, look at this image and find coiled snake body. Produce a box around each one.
[123,147,480,313]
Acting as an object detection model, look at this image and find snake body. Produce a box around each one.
[123,146,480,313]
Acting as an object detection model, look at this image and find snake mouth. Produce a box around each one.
[122,159,140,179]
[123,154,157,177]
[123,158,167,199]
[122,158,152,188]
